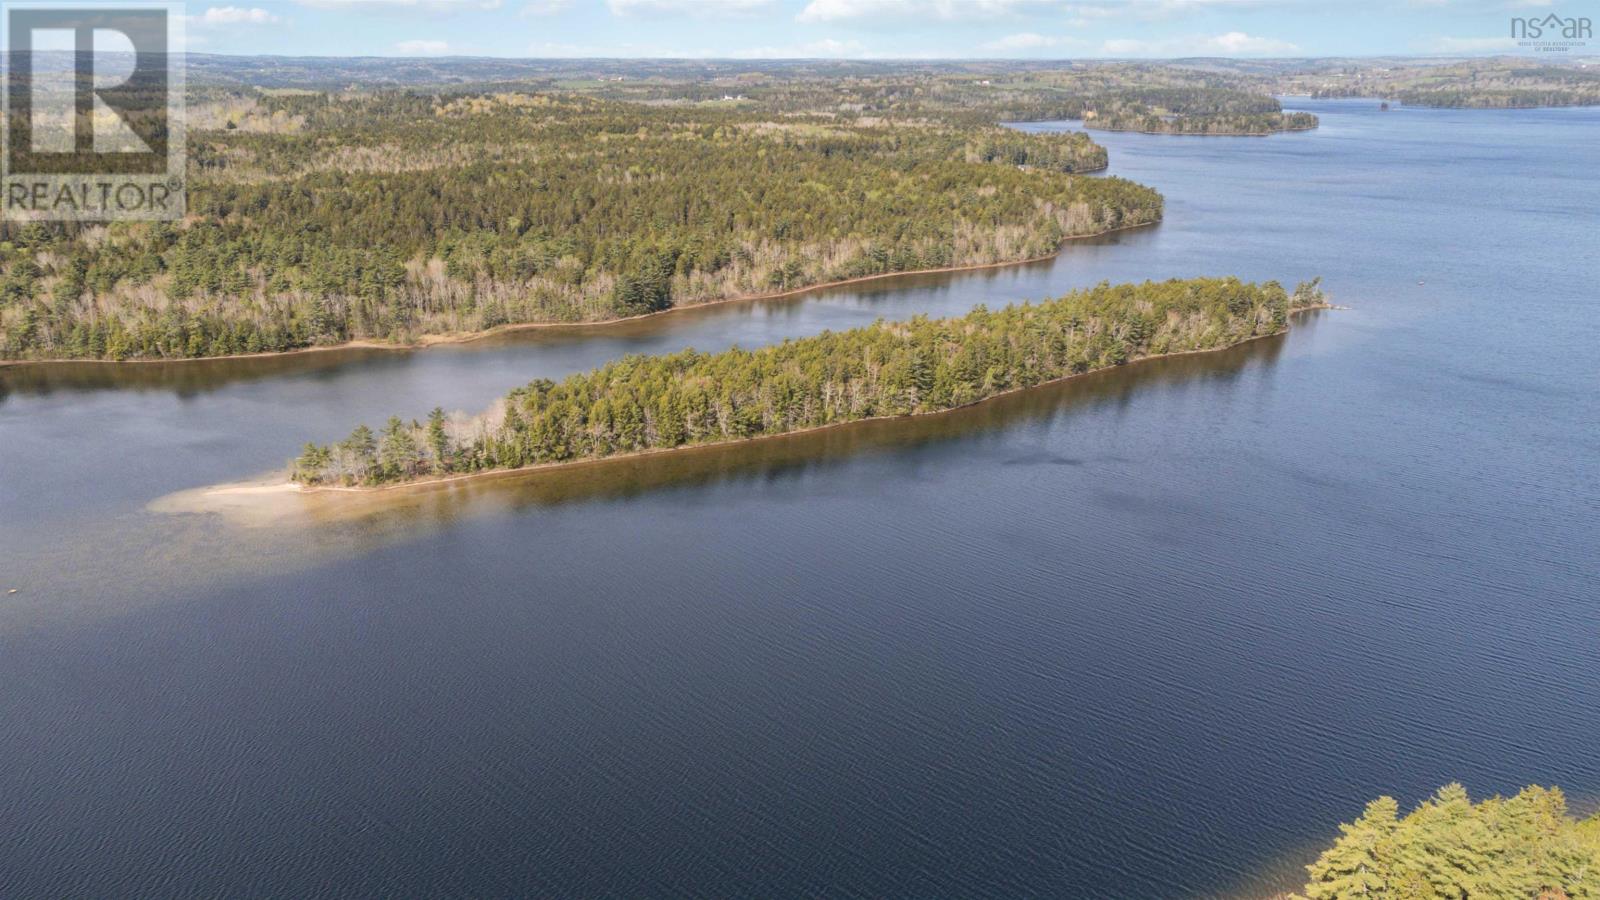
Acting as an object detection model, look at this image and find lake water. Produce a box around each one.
[2,99,1597,897]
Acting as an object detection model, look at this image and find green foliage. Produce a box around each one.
[0,94,1159,361]
[545,63,1314,132]
[1079,88,1317,135]
[378,416,419,481]
[1295,784,1600,900]
[293,276,1321,486]
[425,407,450,474]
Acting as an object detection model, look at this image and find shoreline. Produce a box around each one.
[1086,123,1318,137]
[0,220,1158,369]
[280,304,1334,498]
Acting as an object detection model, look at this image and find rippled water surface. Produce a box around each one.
[2,100,1597,897]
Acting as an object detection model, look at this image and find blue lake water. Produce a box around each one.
[1,99,1597,897]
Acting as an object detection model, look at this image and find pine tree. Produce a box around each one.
[426,407,450,474]
[341,425,377,483]
[1296,785,1600,900]
[378,416,418,480]
[1304,797,1400,899]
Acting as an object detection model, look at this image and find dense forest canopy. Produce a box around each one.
[290,276,1325,487]
[0,91,1162,361]
[1290,784,1600,899]
[0,57,1364,362]
[13,53,1582,362]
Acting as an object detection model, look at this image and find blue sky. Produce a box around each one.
[179,0,1594,58]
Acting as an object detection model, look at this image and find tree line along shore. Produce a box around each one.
[289,276,1326,488]
[0,95,1160,362]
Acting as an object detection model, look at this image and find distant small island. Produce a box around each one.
[1088,110,1317,135]
[1088,108,1312,134]
[1072,87,1317,135]
[289,276,1327,489]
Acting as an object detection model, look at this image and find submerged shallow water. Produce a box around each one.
[2,99,1597,897]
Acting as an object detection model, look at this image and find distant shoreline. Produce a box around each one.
[280,304,1333,498]
[0,219,1156,369]
[1086,122,1318,137]
[1298,94,1600,110]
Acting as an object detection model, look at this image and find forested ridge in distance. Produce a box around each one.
[290,277,1325,487]
[1283,60,1600,109]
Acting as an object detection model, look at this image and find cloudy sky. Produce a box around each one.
[178,0,1586,58]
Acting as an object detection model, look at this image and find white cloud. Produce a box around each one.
[1101,30,1299,56]
[520,0,571,14]
[1427,35,1519,51]
[195,6,283,25]
[733,37,869,57]
[797,0,1062,22]
[1066,0,1294,21]
[796,0,903,21]
[528,39,688,55]
[296,0,502,11]
[608,0,775,16]
[794,0,1294,23]
[980,31,1076,50]
[395,38,451,53]
[528,40,600,55]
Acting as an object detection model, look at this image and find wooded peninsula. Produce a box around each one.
[289,276,1326,488]
[0,95,1160,361]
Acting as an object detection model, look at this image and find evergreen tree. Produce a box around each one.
[426,407,450,474]
[292,277,1326,486]
[340,425,377,482]
[378,416,419,480]
[1295,785,1600,900]
[0,93,1167,360]
[1304,797,1400,899]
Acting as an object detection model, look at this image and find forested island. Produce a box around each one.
[1087,107,1315,136]
[288,276,1325,487]
[1287,783,1600,899]
[1078,89,1316,135]
[0,94,1159,362]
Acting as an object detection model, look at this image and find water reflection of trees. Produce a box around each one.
[299,324,1295,534]
[0,347,407,400]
